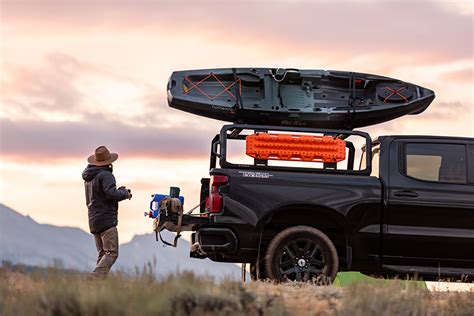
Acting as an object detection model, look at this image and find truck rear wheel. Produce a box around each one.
[265,226,339,282]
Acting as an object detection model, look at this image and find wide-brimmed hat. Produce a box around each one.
[87,146,118,166]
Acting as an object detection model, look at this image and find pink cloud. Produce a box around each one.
[1,54,83,114]
[2,1,472,65]
[0,117,215,162]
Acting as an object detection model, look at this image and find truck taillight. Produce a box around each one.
[209,175,228,213]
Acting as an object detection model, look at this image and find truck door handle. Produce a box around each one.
[393,190,419,198]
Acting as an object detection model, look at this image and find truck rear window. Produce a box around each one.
[404,143,467,184]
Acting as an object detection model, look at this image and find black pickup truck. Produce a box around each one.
[179,124,474,281]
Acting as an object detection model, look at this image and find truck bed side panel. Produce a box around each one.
[210,168,382,262]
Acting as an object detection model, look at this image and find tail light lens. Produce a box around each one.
[209,175,228,213]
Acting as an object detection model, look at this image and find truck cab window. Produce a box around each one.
[405,143,467,184]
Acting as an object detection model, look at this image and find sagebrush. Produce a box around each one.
[1,267,473,316]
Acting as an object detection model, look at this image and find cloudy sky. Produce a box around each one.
[1,0,473,242]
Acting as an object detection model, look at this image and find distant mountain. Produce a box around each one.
[0,204,241,279]
[0,204,96,270]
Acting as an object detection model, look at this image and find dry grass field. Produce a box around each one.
[1,267,473,316]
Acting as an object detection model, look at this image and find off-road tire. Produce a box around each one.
[265,226,339,282]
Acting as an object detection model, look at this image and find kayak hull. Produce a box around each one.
[167,68,435,129]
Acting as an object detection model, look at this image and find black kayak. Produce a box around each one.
[167,68,435,129]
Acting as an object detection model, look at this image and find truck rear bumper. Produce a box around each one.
[191,228,238,256]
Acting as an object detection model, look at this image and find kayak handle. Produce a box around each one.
[270,68,299,82]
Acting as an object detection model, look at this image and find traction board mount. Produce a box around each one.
[246,132,346,163]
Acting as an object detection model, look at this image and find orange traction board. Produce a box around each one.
[246,133,346,163]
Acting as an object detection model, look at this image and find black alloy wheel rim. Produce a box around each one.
[277,238,327,282]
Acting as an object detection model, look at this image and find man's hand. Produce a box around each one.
[119,186,132,200]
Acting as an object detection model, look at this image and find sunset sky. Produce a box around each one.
[1,0,473,242]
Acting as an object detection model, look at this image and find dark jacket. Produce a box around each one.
[82,165,129,234]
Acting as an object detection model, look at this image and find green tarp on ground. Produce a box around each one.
[333,271,427,289]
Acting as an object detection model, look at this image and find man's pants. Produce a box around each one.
[91,226,118,278]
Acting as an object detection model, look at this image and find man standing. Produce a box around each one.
[82,146,132,279]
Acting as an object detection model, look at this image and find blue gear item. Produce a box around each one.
[148,193,184,218]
